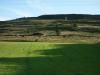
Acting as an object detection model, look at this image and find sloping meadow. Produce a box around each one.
[0,42,100,75]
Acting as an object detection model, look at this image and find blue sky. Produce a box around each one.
[0,0,100,21]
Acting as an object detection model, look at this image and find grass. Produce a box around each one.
[0,32,100,43]
[0,42,100,75]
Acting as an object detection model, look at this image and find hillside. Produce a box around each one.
[0,14,100,43]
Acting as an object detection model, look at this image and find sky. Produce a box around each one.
[0,0,100,21]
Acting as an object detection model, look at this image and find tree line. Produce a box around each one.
[4,14,100,21]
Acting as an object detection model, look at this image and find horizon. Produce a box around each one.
[1,13,100,21]
[0,0,100,21]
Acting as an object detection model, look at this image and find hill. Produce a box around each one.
[38,14,100,20]
[0,14,100,43]
[8,14,100,21]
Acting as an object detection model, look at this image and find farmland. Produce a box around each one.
[0,14,100,75]
[0,42,100,75]
[0,19,100,43]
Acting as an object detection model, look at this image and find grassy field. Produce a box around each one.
[0,42,100,75]
[0,31,100,43]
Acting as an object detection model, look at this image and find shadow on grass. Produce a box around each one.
[0,44,100,75]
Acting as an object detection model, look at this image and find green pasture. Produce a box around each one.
[0,42,100,75]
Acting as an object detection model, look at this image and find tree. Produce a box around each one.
[55,24,61,36]
[72,23,78,30]
[55,29,60,36]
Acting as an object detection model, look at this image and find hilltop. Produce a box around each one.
[7,14,100,21]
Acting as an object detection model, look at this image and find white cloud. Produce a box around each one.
[0,6,32,20]
[0,16,10,21]
[0,4,32,17]
[63,0,97,1]
[26,0,56,14]
[7,8,32,17]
